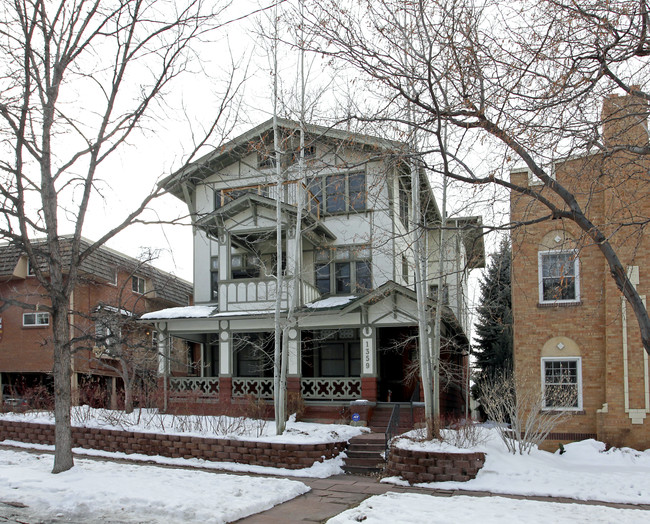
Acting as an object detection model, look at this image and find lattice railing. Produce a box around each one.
[231,378,274,400]
[300,378,362,400]
[169,377,219,395]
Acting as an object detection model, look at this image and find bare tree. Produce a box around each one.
[300,0,650,355]
[0,0,251,473]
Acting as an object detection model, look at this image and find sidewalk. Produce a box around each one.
[234,473,650,523]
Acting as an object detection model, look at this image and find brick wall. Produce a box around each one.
[386,447,485,483]
[0,420,346,470]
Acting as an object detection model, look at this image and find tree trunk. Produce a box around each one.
[51,302,74,473]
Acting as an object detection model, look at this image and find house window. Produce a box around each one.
[132,275,146,294]
[309,173,366,214]
[314,329,361,377]
[231,253,260,279]
[542,357,582,410]
[23,312,49,327]
[210,257,219,300]
[398,178,409,229]
[234,333,273,377]
[430,283,449,305]
[314,246,371,295]
[401,255,409,284]
[539,251,579,303]
[258,150,277,169]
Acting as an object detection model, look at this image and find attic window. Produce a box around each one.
[258,151,277,169]
[132,275,146,294]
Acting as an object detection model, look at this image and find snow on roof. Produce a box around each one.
[140,305,218,320]
[305,295,357,309]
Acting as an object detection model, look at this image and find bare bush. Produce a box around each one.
[440,417,488,449]
[480,371,575,454]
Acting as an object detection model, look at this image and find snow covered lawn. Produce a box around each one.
[0,448,308,524]
[327,492,649,524]
[386,429,650,505]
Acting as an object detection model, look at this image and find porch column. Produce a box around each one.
[217,230,230,312]
[287,327,301,397]
[286,226,298,307]
[360,326,378,401]
[218,320,232,404]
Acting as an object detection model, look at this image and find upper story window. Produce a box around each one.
[210,256,219,300]
[307,173,366,215]
[315,246,371,296]
[430,283,449,305]
[132,275,146,294]
[398,178,409,229]
[541,357,582,410]
[231,253,261,279]
[538,250,579,303]
[23,312,49,327]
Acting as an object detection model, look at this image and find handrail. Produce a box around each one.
[409,385,420,427]
[385,403,401,459]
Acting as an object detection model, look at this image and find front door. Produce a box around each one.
[377,327,418,402]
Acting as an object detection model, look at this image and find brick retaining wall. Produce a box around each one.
[386,446,485,483]
[0,420,345,470]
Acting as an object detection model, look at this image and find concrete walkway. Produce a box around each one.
[2,444,650,523]
[234,473,650,523]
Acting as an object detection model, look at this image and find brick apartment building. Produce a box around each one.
[0,237,193,408]
[511,92,650,450]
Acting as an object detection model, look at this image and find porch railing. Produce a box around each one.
[169,377,219,396]
[300,378,362,400]
[220,278,320,311]
[231,377,274,400]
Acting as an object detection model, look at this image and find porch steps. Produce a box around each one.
[343,433,386,475]
[368,404,416,434]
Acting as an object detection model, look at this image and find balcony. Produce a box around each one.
[219,277,321,312]
[217,180,321,219]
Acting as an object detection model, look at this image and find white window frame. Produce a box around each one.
[541,356,582,411]
[538,250,580,304]
[23,312,50,327]
[132,275,146,294]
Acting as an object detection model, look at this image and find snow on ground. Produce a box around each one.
[386,427,650,505]
[0,448,308,524]
[327,492,649,524]
[0,408,367,444]
[3,440,349,478]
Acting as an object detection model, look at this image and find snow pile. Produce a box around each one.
[305,295,356,308]
[327,492,649,524]
[0,449,308,524]
[0,408,368,444]
[139,305,217,320]
[385,426,650,505]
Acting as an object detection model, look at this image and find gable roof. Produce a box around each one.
[195,192,336,242]
[0,237,191,306]
[161,118,407,200]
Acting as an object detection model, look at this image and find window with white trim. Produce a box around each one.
[538,250,579,303]
[307,172,366,214]
[314,246,372,295]
[23,312,49,327]
[132,275,146,294]
[541,357,582,410]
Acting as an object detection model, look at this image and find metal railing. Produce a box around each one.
[231,378,274,400]
[385,403,401,458]
[300,378,362,400]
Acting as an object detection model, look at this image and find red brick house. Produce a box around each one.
[511,93,650,450]
[0,237,192,408]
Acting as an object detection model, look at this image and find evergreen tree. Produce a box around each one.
[472,238,513,414]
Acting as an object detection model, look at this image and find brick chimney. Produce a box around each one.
[601,88,650,148]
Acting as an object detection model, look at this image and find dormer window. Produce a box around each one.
[132,275,146,294]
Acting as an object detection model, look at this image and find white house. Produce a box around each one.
[142,119,483,422]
